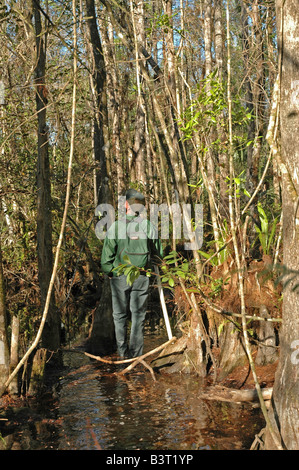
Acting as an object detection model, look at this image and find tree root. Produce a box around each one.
[84,337,177,380]
[250,428,266,450]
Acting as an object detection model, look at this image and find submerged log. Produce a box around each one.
[199,384,273,403]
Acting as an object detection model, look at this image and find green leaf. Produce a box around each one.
[124,266,132,276]
[123,254,131,264]
[181,262,189,272]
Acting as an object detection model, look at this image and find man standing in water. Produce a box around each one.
[101,189,163,359]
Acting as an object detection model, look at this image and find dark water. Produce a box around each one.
[0,332,264,451]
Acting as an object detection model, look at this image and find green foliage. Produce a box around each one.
[199,241,230,267]
[115,250,194,289]
[114,255,151,286]
[198,219,231,267]
[160,251,192,288]
[218,317,255,338]
[179,72,252,147]
[148,11,182,36]
[180,72,226,142]
[254,202,279,256]
[226,170,251,199]
[206,275,231,298]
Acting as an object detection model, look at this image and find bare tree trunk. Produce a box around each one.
[162,0,190,203]
[214,0,228,217]
[264,0,299,450]
[33,0,60,354]
[0,237,10,391]
[0,0,79,397]
[85,0,112,205]
[241,1,255,199]
[100,15,125,195]
[202,0,221,248]
[130,0,147,188]
[241,0,261,255]
[8,314,19,395]
[251,0,265,190]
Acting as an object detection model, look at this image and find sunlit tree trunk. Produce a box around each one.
[264,0,299,450]
[0,237,9,390]
[162,0,189,202]
[100,15,125,195]
[214,0,228,217]
[241,1,255,197]
[251,0,265,189]
[130,0,147,188]
[241,0,261,254]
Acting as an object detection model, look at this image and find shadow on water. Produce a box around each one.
[0,332,265,450]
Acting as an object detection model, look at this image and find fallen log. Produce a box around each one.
[199,385,273,403]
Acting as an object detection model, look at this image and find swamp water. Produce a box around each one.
[0,332,264,451]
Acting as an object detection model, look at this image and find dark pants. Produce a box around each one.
[110,274,150,358]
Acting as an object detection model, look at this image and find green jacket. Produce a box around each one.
[101,215,163,277]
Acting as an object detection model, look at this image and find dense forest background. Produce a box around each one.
[0,0,298,450]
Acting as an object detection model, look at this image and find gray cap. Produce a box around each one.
[125,189,145,202]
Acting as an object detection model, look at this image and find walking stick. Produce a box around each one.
[154,264,173,340]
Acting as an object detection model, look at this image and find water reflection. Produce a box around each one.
[0,333,264,450]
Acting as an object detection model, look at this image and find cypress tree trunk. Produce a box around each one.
[264,0,299,450]
[33,0,60,355]
[100,16,125,195]
[85,0,112,206]
[84,0,115,355]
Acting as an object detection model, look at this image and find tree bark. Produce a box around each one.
[85,0,112,205]
[0,237,10,391]
[8,314,19,395]
[130,0,147,187]
[33,0,60,354]
[214,0,229,217]
[264,0,299,450]
[100,15,125,195]
[255,305,278,366]
[203,0,216,201]
[85,277,116,356]
[241,1,255,199]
